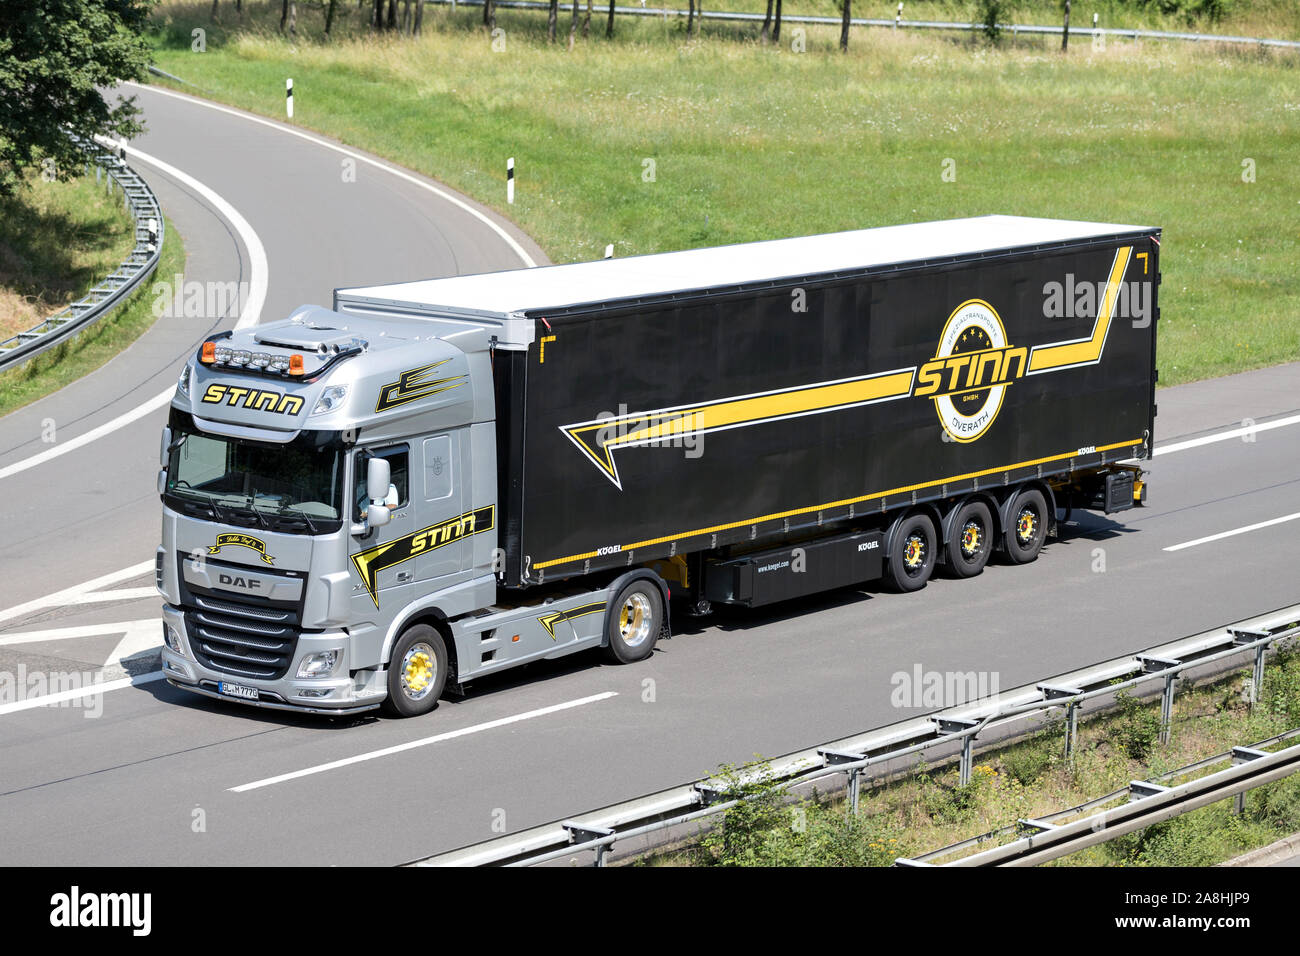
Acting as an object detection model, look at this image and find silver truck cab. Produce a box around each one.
[157,306,664,716]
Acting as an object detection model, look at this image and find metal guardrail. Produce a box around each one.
[409,603,1300,866]
[903,727,1300,866]
[0,135,164,372]
[430,0,1300,51]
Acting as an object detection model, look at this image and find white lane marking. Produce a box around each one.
[66,587,159,606]
[126,81,539,269]
[1164,511,1300,552]
[0,562,155,625]
[1154,412,1300,457]
[0,390,172,482]
[107,138,269,335]
[0,619,158,648]
[105,623,162,669]
[230,692,618,793]
[0,141,268,484]
[0,672,165,717]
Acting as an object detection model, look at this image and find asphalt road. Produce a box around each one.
[0,86,1297,865]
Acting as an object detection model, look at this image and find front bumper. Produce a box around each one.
[161,604,385,716]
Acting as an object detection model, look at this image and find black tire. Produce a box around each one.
[945,499,994,578]
[605,578,663,663]
[382,624,449,718]
[1003,487,1049,565]
[883,512,938,593]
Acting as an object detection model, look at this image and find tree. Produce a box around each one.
[0,0,152,197]
[839,0,850,50]
[761,0,773,42]
[606,0,615,38]
[483,0,495,30]
[772,0,783,42]
[548,0,558,41]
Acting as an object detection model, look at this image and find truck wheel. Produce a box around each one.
[383,624,449,718]
[605,579,662,664]
[1004,488,1048,565]
[946,499,993,578]
[883,513,938,593]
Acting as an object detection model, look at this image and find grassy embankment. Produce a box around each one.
[151,1,1299,385]
[0,170,184,417]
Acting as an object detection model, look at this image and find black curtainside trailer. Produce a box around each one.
[490,223,1159,598]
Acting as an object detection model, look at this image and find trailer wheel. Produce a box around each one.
[383,624,449,718]
[883,513,938,592]
[1004,488,1048,565]
[946,499,994,578]
[605,579,663,664]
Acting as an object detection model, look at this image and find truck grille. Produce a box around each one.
[183,591,302,681]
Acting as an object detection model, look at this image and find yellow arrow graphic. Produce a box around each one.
[560,368,916,488]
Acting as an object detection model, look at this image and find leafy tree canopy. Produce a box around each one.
[0,0,154,195]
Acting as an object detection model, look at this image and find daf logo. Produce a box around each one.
[218,573,262,591]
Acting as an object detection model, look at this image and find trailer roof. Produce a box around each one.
[337,215,1155,318]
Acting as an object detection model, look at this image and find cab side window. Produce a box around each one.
[355,445,409,518]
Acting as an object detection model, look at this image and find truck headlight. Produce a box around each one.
[297,649,342,679]
[176,364,192,396]
[311,386,348,416]
[163,623,182,653]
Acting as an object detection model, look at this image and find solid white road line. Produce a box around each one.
[0,672,166,717]
[1154,412,1300,457]
[0,562,155,625]
[230,692,618,793]
[66,587,160,606]
[0,619,158,648]
[1164,511,1300,552]
[0,140,268,485]
[125,81,540,269]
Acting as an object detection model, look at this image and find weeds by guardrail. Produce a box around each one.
[0,135,163,372]
[410,603,1300,866]
[899,726,1300,865]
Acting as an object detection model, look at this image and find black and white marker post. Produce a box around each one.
[286,78,294,119]
[507,157,515,204]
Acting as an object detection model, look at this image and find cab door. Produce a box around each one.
[414,430,469,586]
[347,444,416,622]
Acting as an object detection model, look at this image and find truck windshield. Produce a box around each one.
[163,411,345,534]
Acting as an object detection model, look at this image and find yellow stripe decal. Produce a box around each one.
[560,368,916,489]
[1027,246,1132,373]
[533,438,1142,571]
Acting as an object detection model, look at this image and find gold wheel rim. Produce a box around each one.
[1017,508,1038,544]
[400,643,437,701]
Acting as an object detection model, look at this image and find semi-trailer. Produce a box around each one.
[155,214,1159,716]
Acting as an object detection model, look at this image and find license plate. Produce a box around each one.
[218,681,260,701]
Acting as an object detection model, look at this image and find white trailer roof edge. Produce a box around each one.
[336,214,1158,324]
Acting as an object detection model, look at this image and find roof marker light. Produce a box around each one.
[200,342,216,363]
[289,354,305,376]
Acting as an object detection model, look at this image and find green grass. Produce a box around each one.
[0,216,184,418]
[0,171,137,341]
[148,1,1300,386]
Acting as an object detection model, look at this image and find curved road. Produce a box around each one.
[0,84,1297,865]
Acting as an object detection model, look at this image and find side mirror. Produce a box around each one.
[367,457,391,504]
[352,455,392,535]
[159,427,172,468]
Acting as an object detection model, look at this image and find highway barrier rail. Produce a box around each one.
[429,0,1300,51]
[0,135,164,372]
[897,726,1300,866]
[408,603,1300,866]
